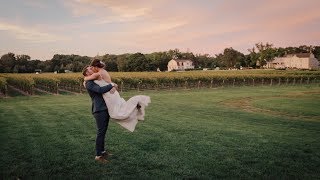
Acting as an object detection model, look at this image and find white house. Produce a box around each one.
[167,59,194,71]
[266,53,319,70]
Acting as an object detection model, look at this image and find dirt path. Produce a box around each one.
[58,89,81,95]
[34,88,56,95]
[221,91,320,121]
[0,92,7,98]
[8,85,31,96]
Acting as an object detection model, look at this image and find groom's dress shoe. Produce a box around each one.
[102,151,113,157]
[95,156,108,163]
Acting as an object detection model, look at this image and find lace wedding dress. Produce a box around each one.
[94,80,151,132]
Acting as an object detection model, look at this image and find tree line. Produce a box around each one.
[0,43,319,73]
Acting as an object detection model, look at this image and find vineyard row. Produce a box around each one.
[0,72,319,96]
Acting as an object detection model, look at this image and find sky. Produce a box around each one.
[0,0,319,60]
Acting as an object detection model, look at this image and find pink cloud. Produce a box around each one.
[0,21,69,43]
[1,0,320,60]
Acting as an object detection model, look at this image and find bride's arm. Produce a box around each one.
[84,72,100,81]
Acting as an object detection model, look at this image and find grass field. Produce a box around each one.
[1,85,320,179]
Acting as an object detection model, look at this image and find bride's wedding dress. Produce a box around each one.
[94,80,151,132]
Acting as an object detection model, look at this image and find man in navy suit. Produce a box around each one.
[82,66,117,163]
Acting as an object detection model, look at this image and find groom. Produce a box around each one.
[82,65,117,163]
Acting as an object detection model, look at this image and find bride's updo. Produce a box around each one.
[90,59,105,68]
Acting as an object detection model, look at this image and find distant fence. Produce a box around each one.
[0,74,319,96]
[117,77,319,92]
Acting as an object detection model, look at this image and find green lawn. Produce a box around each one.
[1,86,320,179]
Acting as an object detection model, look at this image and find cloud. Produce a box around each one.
[62,1,99,17]
[23,0,48,9]
[0,21,69,43]
[63,0,154,23]
[138,21,188,34]
[1,0,320,60]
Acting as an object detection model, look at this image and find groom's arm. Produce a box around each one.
[85,81,114,94]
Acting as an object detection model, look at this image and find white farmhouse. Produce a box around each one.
[266,53,319,70]
[167,59,194,71]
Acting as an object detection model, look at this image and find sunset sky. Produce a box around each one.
[0,0,319,60]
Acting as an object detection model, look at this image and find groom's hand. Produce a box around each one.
[110,87,116,94]
[113,83,118,90]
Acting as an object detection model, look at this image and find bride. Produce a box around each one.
[84,59,151,132]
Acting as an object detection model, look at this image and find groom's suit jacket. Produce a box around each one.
[85,80,114,114]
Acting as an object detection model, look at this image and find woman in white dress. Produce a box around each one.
[84,59,151,132]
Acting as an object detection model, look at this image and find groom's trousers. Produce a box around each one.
[93,110,110,156]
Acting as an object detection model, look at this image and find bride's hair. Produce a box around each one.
[82,65,90,76]
[90,59,105,68]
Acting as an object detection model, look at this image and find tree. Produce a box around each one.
[167,49,182,59]
[245,47,259,68]
[194,54,216,68]
[214,53,224,68]
[313,46,320,60]
[284,46,300,54]
[116,54,130,72]
[16,54,31,73]
[254,42,274,67]
[102,54,118,72]
[51,54,63,72]
[145,52,171,71]
[219,47,245,68]
[38,60,52,72]
[298,45,312,53]
[276,47,286,57]
[28,59,42,72]
[0,52,16,72]
[126,53,151,71]
[260,48,278,62]
[0,44,318,73]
